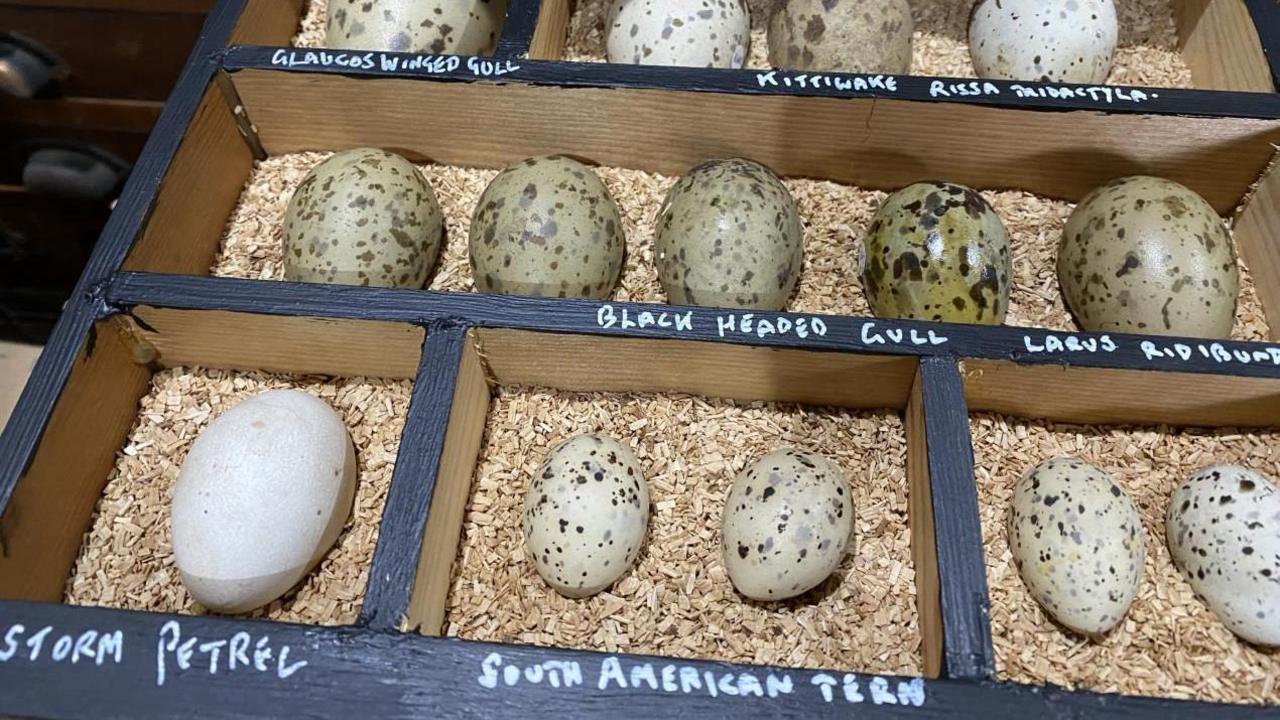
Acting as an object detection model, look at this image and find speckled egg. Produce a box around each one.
[1008,457,1144,636]
[606,0,751,69]
[969,0,1118,84]
[523,434,650,598]
[654,158,803,310]
[767,0,912,73]
[1166,465,1280,646]
[722,449,852,601]
[469,156,624,298]
[1058,176,1239,338]
[284,148,443,289]
[326,0,507,55]
[861,181,1011,325]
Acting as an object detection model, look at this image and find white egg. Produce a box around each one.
[523,434,650,598]
[171,390,356,614]
[722,449,852,601]
[969,0,1118,84]
[606,0,750,69]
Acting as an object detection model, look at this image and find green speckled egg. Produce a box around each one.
[1058,176,1239,338]
[326,0,507,55]
[469,156,624,299]
[767,0,913,74]
[862,181,1011,324]
[654,158,803,310]
[283,148,443,289]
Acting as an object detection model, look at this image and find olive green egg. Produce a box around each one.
[654,158,803,310]
[862,182,1011,324]
[1058,176,1238,338]
[469,156,625,299]
[326,0,507,55]
[283,148,443,289]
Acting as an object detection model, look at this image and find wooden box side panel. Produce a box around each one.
[1175,0,1275,93]
[230,0,305,47]
[1234,150,1280,341]
[906,367,943,679]
[528,0,572,60]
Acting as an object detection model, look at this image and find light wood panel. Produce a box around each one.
[906,368,943,679]
[963,359,1280,427]
[406,336,491,635]
[230,0,305,47]
[1175,0,1274,93]
[528,0,572,60]
[126,306,425,379]
[229,68,1280,213]
[0,320,152,601]
[1233,151,1280,341]
[476,328,918,410]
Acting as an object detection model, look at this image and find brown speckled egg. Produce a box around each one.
[767,0,912,74]
[862,181,1011,325]
[1009,457,1144,636]
[722,449,852,601]
[1058,176,1239,338]
[326,0,507,55]
[523,434,650,598]
[606,0,751,68]
[969,0,1117,84]
[283,148,443,289]
[469,156,625,298]
[1167,465,1280,646]
[654,158,803,310]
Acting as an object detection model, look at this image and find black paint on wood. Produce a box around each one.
[1243,0,1280,89]
[495,0,542,59]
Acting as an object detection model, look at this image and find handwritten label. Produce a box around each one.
[1022,333,1117,355]
[861,321,948,348]
[717,313,827,340]
[598,305,694,332]
[269,49,520,77]
[0,624,123,667]
[756,71,898,93]
[929,80,1155,105]
[1140,339,1280,366]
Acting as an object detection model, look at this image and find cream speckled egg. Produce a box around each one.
[326,0,507,55]
[1058,176,1239,338]
[1008,457,1144,636]
[606,0,750,68]
[969,0,1118,84]
[767,0,912,73]
[655,158,803,310]
[1167,465,1280,646]
[284,148,443,289]
[722,449,852,601]
[524,434,650,598]
[469,156,625,299]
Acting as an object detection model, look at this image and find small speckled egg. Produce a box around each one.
[1166,465,1280,646]
[523,434,650,598]
[469,156,625,298]
[862,181,1011,325]
[654,158,803,310]
[1008,457,1144,636]
[606,0,750,69]
[969,0,1118,84]
[1058,176,1239,338]
[326,0,507,55]
[722,449,852,601]
[284,148,443,289]
[767,0,912,74]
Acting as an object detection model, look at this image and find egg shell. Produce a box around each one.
[326,0,507,55]
[606,0,750,68]
[171,390,356,614]
[283,148,444,289]
[968,0,1118,84]
[767,0,912,73]
[523,434,650,598]
[1008,457,1144,636]
[1058,176,1239,339]
[722,449,853,601]
[654,158,803,310]
[469,156,625,299]
[861,181,1011,325]
[1166,465,1280,646]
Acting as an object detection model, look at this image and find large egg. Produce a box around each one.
[1058,176,1239,338]
[171,390,356,614]
[655,158,803,310]
[606,0,750,68]
[862,181,1011,325]
[969,0,1117,84]
[469,156,625,298]
[722,449,852,601]
[284,148,443,289]
[1008,457,1144,636]
[767,0,912,74]
[523,434,650,598]
[1167,465,1280,646]
[326,0,507,55]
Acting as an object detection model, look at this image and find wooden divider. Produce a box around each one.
[1175,0,1275,93]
